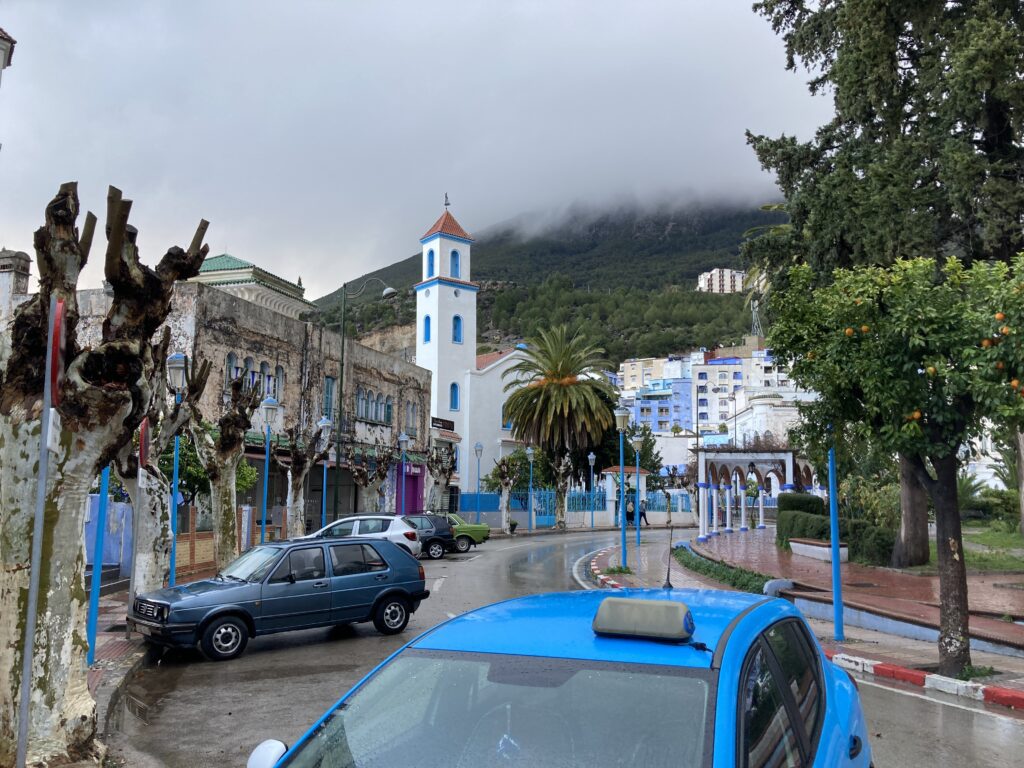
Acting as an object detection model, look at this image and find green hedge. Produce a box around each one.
[776,509,895,567]
[673,546,770,594]
[777,493,826,516]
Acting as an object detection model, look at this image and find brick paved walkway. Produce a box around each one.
[88,591,146,697]
[693,528,1024,650]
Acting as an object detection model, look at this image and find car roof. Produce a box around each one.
[412,589,776,669]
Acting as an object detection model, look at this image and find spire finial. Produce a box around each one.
[444,192,450,208]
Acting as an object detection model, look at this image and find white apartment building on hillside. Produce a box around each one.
[696,268,745,294]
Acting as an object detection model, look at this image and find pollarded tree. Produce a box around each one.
[274,423,333,539]
[425,443,456,513]
[769,257,1024,676]
[492,455,522,534]
[502,325,614,527]
[0,183,207,765]
[345,434,396,513]
[189,375,261,569]
[114,352,211,596]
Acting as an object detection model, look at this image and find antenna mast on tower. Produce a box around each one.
[751,299,764,338]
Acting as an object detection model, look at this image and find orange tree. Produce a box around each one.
[770,256,1024,676]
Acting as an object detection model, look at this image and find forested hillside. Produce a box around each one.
[316,202,776,363]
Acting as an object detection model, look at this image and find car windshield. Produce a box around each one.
[280,650,712,767]
[219,546,283,582]
[448,513,467,525]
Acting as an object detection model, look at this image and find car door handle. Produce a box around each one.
[375,574,388,581]
[849,735,863,760]
[312,581,329,588]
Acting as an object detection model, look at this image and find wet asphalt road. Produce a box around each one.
[104,530,1024,767]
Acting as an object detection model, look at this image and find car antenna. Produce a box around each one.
[663,526,674,589]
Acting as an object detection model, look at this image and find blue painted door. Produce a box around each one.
[259,545,332,631]
[328,543,392,621]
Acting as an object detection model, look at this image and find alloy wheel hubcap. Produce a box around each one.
[430,544,443,557]
[383,603,406,629]
[212,624,241,654]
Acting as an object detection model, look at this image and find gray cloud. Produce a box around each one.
[0,0,832,298]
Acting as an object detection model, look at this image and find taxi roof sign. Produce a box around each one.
[592,597,695,643]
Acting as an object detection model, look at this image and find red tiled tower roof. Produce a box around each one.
[421,210,473,242]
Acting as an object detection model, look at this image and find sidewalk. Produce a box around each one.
[88,590,148,751]
[589,532,1024,709]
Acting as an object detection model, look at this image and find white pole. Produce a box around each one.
[697,484,707,541]
[711,484,719,536]
[758,486,766,529]
[740,484,749,531]
[724,482,733,532]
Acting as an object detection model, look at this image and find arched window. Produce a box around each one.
[424,315,431,343]
[427,249,435,278]
[356,387,365,419]
[376,393,384,422]
[225,352,238,388]
[244,357,256,390]
[260,362,271,395]
[449,382,460,411]
[452,315,463,343]
[365,389,374,420]
[385,396,393,424]
[274,365,285,399]
[450,250,461,279]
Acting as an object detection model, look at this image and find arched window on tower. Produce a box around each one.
[424,315,431,343]
[452,315,463,343]
[449,382,460,412]
[450,250,461,279]
[427,249,435,278]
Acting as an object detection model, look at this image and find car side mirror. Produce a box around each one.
[247,739,288,768]
[287,572,297,584]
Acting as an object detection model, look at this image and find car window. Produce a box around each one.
[741,644,803,767]
[396,517,416,529]
[326,520,355,538]
[430,516,451,533]
[290,548,326,581]
[268,554,293,584]
[361,544,388,571]
[406,517,428,530]
[765,622,822,751]
[331,544,368,576]
[359,519,389,535]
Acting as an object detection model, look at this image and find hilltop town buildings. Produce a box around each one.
[696,267,745,294]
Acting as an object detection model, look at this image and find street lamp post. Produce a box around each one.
[631,433,643,547]
[614,407,630,568]
[526,446,535,532]
[729,393,737,447]
[260,396,279,543]
[329,279,397,521]
[587,451,596,529]
[318,416,332,530]
[166,352,187,586]
[474,442,484,524]
[399,432,410,516]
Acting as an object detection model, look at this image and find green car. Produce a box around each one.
[446,513,490,553]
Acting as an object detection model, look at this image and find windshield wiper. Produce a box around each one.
[221,574,247,583]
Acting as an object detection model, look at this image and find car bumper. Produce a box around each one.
[126,615,198,647]
[410,589,430,612]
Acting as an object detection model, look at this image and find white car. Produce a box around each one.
[305,515,422,558]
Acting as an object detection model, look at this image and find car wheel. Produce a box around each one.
[199,615,248,661]
[373,596,410,635]
[455,535,472,553]
[427,541,446,560]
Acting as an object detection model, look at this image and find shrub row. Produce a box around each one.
[777,493,825,516]
[673,546,771,594]
[776,509,895,567]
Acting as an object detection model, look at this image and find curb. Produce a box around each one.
[823,648,1024,710]
[589,548,625,589]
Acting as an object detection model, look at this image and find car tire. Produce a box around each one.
[455,535,473,554]
[372,596,410,635]
[199,615,249,661]
[426,540,446,560]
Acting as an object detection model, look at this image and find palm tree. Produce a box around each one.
[503,326,614,526]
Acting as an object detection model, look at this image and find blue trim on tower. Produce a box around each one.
[420,232,475,246]
[414,277,479,293]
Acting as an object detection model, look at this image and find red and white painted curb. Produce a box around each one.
[590,548,625,589]
[823,648,1024,710]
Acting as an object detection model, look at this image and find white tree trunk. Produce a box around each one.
[121,467,172,597]
[286,468,308,539]
[0,415,111,765]
[210,458,241,566]
[499,486,511,533]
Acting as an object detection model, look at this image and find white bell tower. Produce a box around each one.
[415,203,478,435]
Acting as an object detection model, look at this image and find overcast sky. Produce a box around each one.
[0,1,831,299]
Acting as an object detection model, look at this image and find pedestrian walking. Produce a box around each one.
[626,499,635,524]
[639,499,649,527]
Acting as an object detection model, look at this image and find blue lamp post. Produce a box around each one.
[166,352,187,586]
[259,396,279,543]
[474,441,483,524]
[399,432,410,516]
[614,407,630,568]
[587,451,596,529]
[86,465,111,665]
[317,416,331,530]
[631,433,643,547]
[828,443,845,641]
[526,446,535,532]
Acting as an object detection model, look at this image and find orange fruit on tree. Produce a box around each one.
[926,366,937,376]
[912,410,922,420]
[845,327,855,337]
[997,361,1006,370]
[861,325,870,333]
[1012,379,1021,389]
[982,338,992,348]
[1001,326,1011,335]
[996,312,1006,321]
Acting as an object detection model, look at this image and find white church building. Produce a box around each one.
[413,207,526,492]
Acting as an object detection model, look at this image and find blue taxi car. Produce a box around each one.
[247,588,872,767]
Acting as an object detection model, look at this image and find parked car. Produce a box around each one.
[127,539,429,661]
[446,512,490,553]
[404,513,456,559]
[246,589,872,767]
[305,514,422,558]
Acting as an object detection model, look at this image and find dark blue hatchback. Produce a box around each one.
[127,538,429,660]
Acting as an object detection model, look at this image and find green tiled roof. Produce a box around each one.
[199,253,253,273]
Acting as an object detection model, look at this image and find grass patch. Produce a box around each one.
[603,565,633,575]
[956,664,997,681]
[962,527,1024,550]
[908,540,1024,574]
[673,546,771,594]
